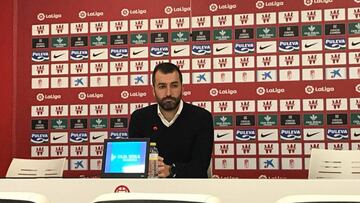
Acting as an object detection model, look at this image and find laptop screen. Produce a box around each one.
[101,138,150,178]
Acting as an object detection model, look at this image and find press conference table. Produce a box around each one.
[0,178,359,203]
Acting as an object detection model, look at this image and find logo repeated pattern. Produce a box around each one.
[27,1,360,177]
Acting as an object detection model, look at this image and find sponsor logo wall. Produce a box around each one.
[15,0,360,178]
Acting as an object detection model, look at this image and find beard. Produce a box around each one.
[156,96,181,111]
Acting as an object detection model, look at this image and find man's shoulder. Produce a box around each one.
[183,102,212,117]
[132,104,157,116]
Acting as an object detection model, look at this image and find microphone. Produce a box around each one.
[152,125,158,131]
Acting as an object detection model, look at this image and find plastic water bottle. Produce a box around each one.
[148,142,158,178]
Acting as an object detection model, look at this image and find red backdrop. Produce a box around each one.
[0,0,14,176]
[2,0,360,178]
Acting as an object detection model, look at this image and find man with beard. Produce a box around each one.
[128,62,214,178]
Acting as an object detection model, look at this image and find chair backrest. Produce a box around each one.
[308,148,360,179]
[0,192,50,203]
[92,193,221,203]
[6,158,66,178]
[275,195,360,203]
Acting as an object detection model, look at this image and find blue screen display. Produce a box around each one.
[104,141,147,173]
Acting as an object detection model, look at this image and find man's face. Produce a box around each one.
[153,71,182,111]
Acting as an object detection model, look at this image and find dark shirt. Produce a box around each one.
[128,102,214,178]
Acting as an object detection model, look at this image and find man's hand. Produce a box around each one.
[157,156,171,178]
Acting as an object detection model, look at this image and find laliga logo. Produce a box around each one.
[114,185,130,193]
[37,13,45,21]
[305,85,315,94]
[78,11,87,19]
[256,1,265,9]
[78,92,87,100]
[36,93,45,101]
[356,84,360,93]
[210,88,219,97]
[121,90,129,99]
[209,3,218,12]
[164,6,173,14]
[258,175,268,179]
[304,0,313,6]
[256,87,266,95]
[121,8,129,17]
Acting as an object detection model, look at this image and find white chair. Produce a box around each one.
[276,195,360,203]
[0,192,50,203]
[6,158,66,178]
[308,148,360,179]
[92,193,221,203]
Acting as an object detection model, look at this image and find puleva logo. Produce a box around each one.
[70,132,88,143]
[110,48,128,59]
[150,46,169,57]
[234,43,255,54]
[327,128,348,140]
[236,129,256,141]
[192,45,211,55]
[31,133,49,144]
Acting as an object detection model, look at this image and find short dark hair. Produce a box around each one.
[152,62,183,86]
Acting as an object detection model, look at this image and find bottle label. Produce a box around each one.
[149,154,158,160]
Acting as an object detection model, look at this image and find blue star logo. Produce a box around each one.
[74,160,84,169]
[134,76,144,84]
[330,69,342,78]
[264,159,275,168]
[75,78,84,86]
[262,71,272,80]
[196,73,206,82]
